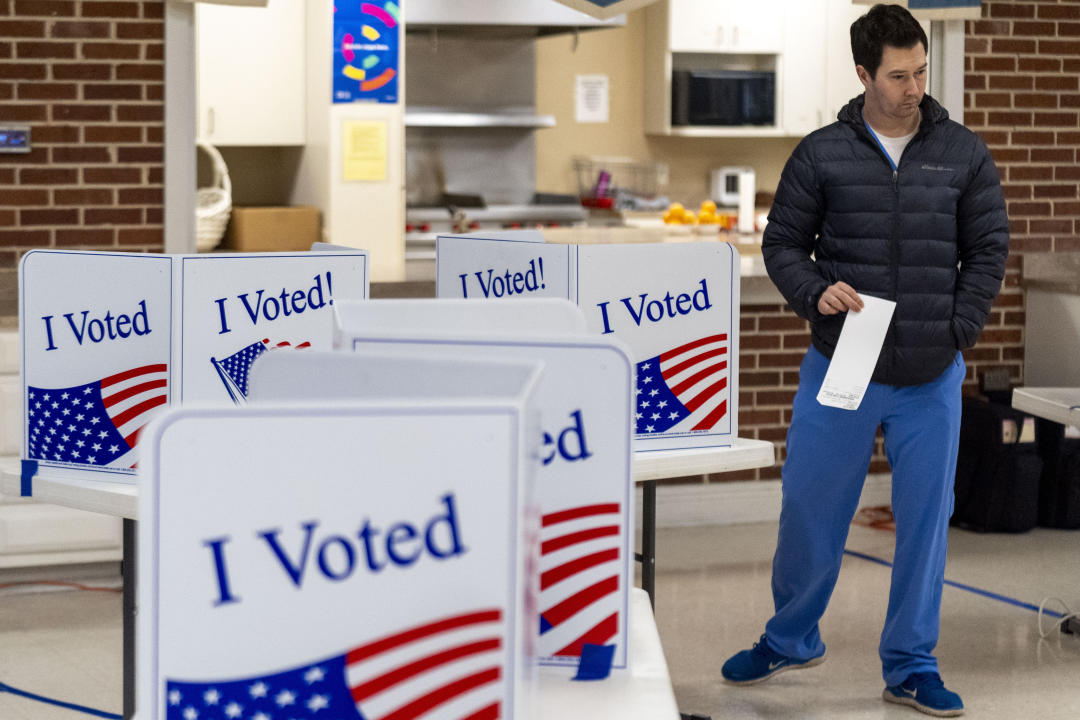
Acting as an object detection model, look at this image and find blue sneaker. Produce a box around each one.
[883,672,964,717]
[721,635,825,685]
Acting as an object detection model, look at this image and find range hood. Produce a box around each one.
[404,0,625,34]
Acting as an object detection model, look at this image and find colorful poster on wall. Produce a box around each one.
[333,0,400,104]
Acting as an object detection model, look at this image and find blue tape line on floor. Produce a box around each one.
[842,549,1066,619]
[0,681,121,719]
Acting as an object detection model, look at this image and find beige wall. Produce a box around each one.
[535,10,800,208]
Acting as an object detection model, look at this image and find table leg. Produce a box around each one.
[122,518,136,720]
[641,480,656,610]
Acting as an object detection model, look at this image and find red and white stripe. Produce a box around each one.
[103,363,168,467]
[344,609,505,720]
[539,503,622,659]
[265,339,312,350]
[660,334,728,431]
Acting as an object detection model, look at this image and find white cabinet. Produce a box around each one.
[645,0,867,137]
[781,0,929,135]
[782,0,867,136]
[196,0,306,146]
[669,0,784,53]
[781,3,829,136]
[823,0,873,130]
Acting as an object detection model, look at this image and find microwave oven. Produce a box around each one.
[671,70,776,127]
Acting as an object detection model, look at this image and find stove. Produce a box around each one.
[404,202,588,281]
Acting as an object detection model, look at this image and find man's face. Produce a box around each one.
[857,43,927,126]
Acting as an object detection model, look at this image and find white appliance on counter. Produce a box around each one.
[711,167,756,234]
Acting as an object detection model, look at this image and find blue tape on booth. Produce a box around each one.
[572,643,615,681]
[20,459,38,497]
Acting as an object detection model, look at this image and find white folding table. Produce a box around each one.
[1011,387,1080,428]
[633,439,774,607]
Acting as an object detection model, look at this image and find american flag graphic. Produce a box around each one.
[538,503,622,660]
[635,334,728,435]
[211,338,311,404]
[165,608,505,720]
[27,363,168,468]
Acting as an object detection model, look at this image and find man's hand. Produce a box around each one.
[817,281,864,315]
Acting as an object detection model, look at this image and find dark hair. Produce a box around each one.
[850,4,928,78]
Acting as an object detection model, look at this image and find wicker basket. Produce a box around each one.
[573,155,669,210]
[196,142,232,252]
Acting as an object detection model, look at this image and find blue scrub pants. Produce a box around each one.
[764,346,965,686]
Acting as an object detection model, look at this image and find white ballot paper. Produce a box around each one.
[817,294,896,410]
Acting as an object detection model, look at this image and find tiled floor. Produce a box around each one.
[0,519,1078,719]
[652,521,1080,719]
[0,568,123,720]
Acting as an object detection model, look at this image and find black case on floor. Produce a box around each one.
[1035,418,1080,529]
[952,397,1042,533]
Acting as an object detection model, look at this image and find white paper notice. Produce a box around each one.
[575,74,609,124]
[817,294,896,411]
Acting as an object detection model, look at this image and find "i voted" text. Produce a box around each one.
[41,299,152,351]
[596,278,712,335]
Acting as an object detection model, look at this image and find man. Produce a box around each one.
[720,4,1008,717]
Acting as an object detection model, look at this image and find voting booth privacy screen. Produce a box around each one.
[437,234,740,450]
[327,299,635,671]
[139,359,543,720]
[18,249,368,479]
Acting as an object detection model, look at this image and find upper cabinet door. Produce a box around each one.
[780,0,829,136]
[196,0,306,146]
[824,0,869,124]
[669,0,784,53]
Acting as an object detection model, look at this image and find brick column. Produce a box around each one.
[0,0,165,315]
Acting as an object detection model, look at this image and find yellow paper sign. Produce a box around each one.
[342,120,387,181]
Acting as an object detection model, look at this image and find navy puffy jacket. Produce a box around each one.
[762,93,1009,387]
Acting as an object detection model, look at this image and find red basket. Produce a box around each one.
[580,196,615,209]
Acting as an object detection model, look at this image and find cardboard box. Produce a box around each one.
[221,206,321,252]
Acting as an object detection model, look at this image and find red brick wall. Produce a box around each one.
[0,0,164,314]
[964,0,1080,383]
[711,0,1074,484]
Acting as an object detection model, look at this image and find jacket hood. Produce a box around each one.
[837,93,949,131]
